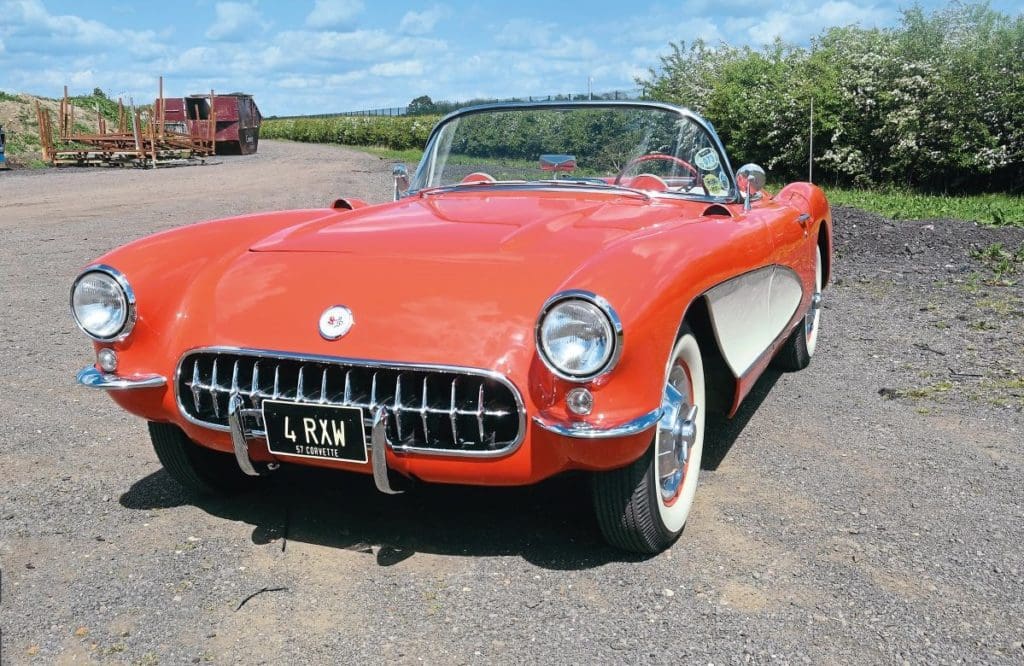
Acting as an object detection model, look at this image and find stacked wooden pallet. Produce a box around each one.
[37,78,217,168]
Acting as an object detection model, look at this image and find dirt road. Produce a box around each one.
[1,141,1022,663]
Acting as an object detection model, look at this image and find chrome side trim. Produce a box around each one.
[535,289,624,383]
[76,366,166,390]
[371,407,403,494]
[173,347,527,459]
[227,394,261,477]
[70,264,138,342]
[532,407,661,439]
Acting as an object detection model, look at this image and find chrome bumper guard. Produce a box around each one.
[76,366,167,390]
[224,391,403,494]
[227,394,263,477]
[532,407,662,439]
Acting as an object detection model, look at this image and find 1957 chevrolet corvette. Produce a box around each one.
[71,101,831,553]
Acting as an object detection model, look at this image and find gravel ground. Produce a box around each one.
[1,141,1022,664]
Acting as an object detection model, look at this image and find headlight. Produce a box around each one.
[70,266,136,341]
[537,291,622,381]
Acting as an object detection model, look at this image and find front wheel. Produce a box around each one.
[148,422,267,496]
[774,244,823,371]
[592,328,706,554]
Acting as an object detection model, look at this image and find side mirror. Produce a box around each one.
[735,163,766,211]
[392,163,410,200]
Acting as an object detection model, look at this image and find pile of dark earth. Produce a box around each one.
[830,205,1022,413]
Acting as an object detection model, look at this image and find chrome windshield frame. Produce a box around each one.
[407,100,738,203]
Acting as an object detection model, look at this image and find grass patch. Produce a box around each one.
[824,187,1024,227]
[0,90,22,102]
[880,381,955,402]
[357,146,423,162]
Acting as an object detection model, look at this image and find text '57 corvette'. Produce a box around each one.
[72,101,832,553]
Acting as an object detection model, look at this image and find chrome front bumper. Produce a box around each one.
[76,366,167,390]
[532,407,662,439]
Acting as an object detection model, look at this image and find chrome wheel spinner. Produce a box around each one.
[657,377,698,503]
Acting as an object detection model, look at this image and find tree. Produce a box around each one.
[408,95,435,115]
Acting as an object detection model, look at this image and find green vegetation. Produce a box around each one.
[358,146,424,162]
[825,188,1024,227]
[261,114,438,150]
[970,242,1024,282]
[0,90,20,102]
[641,3,1023,193]
[68,90,123,124]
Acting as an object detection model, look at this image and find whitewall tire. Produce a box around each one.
[592,327,706,553]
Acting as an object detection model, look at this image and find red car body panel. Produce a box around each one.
[86,175,831,486]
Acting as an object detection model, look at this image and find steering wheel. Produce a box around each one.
[615,153,698,184]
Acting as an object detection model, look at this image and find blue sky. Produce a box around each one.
[0,0,1016,115]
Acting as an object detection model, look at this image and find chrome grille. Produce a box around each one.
[176,349,524,455]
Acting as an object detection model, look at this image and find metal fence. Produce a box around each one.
[270,89,645,120]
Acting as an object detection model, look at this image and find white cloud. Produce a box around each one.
[305,0,364,30]
[266,29,446,69]
[819,1,892,26]
[398,6,446,36]
[369,60,424,77]
[494,18,554,48]
[494,18,599,60]
[744,1,894,44]
[206,2,268,42]
[0,0,164,57]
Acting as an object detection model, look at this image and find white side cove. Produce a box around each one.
[705,265,804,376]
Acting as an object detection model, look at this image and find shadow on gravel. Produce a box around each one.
[120,468,649,570]
[117,369,785,569]
[702,368,782,470]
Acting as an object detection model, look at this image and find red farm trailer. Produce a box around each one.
[162,93,262,155]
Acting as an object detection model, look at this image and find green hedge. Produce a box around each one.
[261,115,439,151]
[262,4,1021,193]
[641,3,1024,192]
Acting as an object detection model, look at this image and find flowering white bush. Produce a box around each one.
[641,3,1023,191]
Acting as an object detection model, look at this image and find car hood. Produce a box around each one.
[169,191,701,377]
[250,189,692,260]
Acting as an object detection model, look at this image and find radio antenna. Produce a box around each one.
[808,97,814,183]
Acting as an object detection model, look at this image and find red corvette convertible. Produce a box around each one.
[72,101,832,553]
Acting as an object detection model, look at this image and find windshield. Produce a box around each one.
[410,103,734,200]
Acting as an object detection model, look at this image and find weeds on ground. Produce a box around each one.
[970,242,1024,283]
[824,188,1024,227]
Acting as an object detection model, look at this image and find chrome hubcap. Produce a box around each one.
[657,367,698,502]
[805,290,822,340]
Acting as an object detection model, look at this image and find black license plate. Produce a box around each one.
[262,400,367,463]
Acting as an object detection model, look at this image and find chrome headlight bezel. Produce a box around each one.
[536,290,623,382]
[70,264,137,342]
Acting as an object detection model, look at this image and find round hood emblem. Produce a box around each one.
[319,305,354,340]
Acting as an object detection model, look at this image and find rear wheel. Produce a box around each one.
[148,422,266,496]
[774,244,823,371]
[592,328,706,553]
